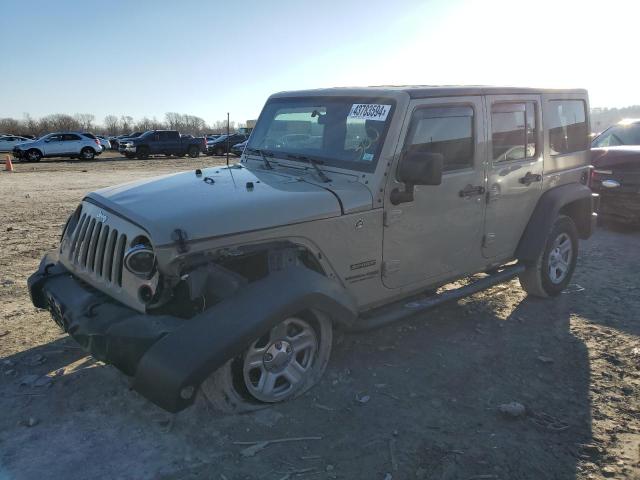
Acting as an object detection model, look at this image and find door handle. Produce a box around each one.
[459,184,485,197]
[519,171,542,186]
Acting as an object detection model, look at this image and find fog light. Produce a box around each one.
[138,285,153,304]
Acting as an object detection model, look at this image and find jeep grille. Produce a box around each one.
[66,212,127,287]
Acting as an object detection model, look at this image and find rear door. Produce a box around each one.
[148,132,161,154]
[482,95,543,259]
[62,133,83,154]
[382,96,488,288]
[164,131,181,154]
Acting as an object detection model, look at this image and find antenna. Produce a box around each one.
[226,112,230,167]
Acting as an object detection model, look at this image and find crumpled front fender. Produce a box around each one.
[28,255,357,413]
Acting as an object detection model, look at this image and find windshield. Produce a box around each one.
[247,96,395,172]
[593,123,640,147]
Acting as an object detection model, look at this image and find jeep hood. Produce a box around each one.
[86,165,372,246]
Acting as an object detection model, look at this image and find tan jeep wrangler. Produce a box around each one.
[29,86,597,412]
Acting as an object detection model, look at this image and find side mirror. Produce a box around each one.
[390,151,443,205]
[44,138,51,143]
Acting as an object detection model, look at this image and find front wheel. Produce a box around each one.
[519,215,579,297]
[215,146,224,156]
[25,149,42,162]
[137,147,150,159]
[201,310,332,413]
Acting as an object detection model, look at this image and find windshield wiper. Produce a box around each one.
[286,153,331,183]
[245,147,274,170]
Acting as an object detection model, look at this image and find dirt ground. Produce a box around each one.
[1,153,640,480]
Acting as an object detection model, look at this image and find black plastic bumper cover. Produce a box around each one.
[28,253,357,412]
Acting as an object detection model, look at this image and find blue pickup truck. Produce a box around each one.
[118,130,206,159]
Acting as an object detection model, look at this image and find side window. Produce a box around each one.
[548,100,588,155]
[63,134,81,141]
[491,102,537,162]
[403,106,474,172]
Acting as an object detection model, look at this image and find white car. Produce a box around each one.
[0,135,31,152]
[96,135,112,151]
[12,132,103,162]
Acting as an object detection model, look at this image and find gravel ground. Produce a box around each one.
[1,154,639,480]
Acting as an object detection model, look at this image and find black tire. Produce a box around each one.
[80,147,95,160]
[124,153,136,159]
[137,147,150,160]
[164,153,172,157]
[176,153,186,158]
[200,309,332,413]
[188,146,199,158]
[215,146,224,156]
[25,149,42,162]
[519,215,579,297]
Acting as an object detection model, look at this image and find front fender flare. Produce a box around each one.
[132,266,357,412]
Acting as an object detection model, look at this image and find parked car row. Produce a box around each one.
[0,135,32,152]
[206,133,248,156]
[11,132,104,162]
[117,130,206,159]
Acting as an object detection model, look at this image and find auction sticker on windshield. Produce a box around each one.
[348,104,391,121]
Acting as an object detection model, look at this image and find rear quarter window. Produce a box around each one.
[548,100,588,155]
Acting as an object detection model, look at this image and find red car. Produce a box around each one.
[590,146,640,224]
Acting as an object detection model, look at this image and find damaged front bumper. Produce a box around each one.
[28,253,357,412]
[28,253,187,409]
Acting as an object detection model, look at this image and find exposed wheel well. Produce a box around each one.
[559,197,592,239]
[155,242,327,319]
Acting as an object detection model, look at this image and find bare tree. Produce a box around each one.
[74,113,95,131]
[103,115,119,135]
[119,115,133,134]
[40,114,80,132]
[0,117,22,135]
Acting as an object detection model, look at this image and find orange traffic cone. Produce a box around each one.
[4,155,14,172]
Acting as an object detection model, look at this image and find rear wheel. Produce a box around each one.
[519,215,578,297]
[188,146,199,158]
[80,147,95,160]
[201,310,332,413]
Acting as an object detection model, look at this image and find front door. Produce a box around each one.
[482,95,543,259]
[382,96,488,289]
[42,134,65,155]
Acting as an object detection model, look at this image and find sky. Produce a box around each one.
[1,0,639,126]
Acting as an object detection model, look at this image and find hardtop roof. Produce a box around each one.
[271,85,587,100]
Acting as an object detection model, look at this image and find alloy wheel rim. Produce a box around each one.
[242,317,318,402]
[548,232,572,284]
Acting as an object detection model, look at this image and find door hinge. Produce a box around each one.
[383,209,403,227]
[382,260,401,276]
[483,233,496,247]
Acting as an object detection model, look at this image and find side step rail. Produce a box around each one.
[350,264,525,332]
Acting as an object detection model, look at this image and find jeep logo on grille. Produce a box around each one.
[96,211,108,223]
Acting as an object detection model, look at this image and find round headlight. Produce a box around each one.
[124,243,156,278]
